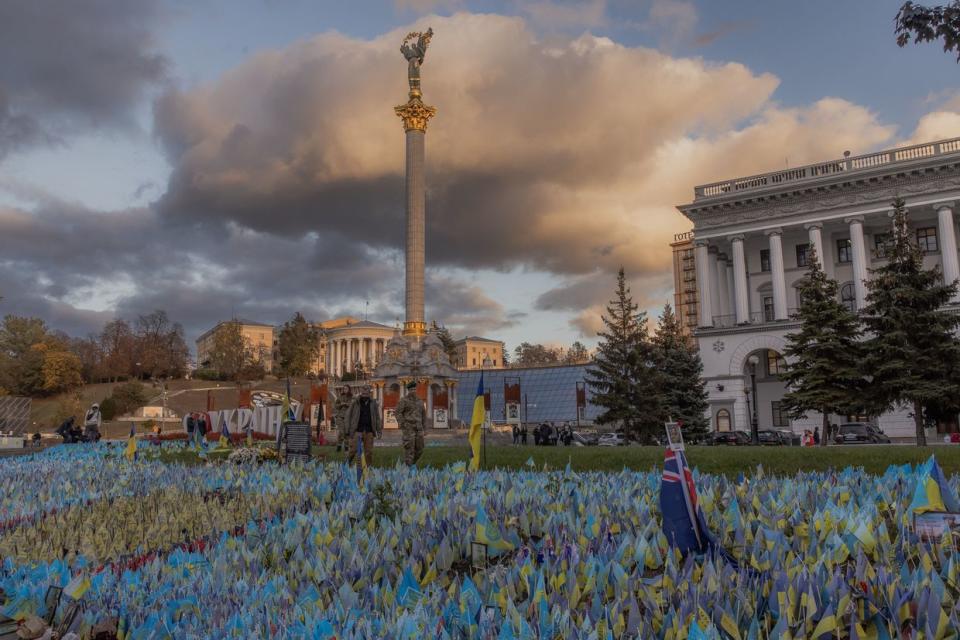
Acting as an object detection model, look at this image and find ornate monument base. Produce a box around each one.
[373,332,459,428]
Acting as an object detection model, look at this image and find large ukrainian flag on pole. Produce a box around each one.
[468,373,484,471]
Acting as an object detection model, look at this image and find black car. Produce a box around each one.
[709,431,751,445]
[756,430,784,446]
[835,422,890,444]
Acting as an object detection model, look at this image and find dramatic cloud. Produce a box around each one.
[4,10,959,346]
[0,0,166,159]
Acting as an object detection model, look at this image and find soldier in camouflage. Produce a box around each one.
[334,386,352,453]
[395,380,426,465]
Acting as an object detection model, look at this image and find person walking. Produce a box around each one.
[396,381,426,465]
[520,424,528,445]
[196,413,208,444]
[346,385,381,468]
[512,424,519,445]
[334,386,353,453]
[185,413,196,446]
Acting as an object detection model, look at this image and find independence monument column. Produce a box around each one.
[395,28,436,337]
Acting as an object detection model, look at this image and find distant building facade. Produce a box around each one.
[453,336,505,370]
[677,136,960,440]
[322,318,398,378]
[196,319,276,373]
[670,231,699,341]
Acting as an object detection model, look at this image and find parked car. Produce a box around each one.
[774,429,801,446]
[757,430,784,446]
[708,431,751,446]
[571,431,599,446]
[835,422,890,444]
[598,433,626,447]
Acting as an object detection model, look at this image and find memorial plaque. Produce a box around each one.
[664,422,684,451]
[282,422,312,463]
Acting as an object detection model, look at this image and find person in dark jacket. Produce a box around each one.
[56,416,77,443]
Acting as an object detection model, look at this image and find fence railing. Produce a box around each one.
[694,137,960,200]
[0,396,31,435]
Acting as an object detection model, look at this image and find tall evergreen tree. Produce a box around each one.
[586,268,664,442]
[862,197,960,445]
[779,248,864,446]
[652,304,709,441]
[432,324,459,362]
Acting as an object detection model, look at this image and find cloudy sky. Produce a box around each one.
[1,0,958,355]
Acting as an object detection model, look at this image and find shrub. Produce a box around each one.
[111,381,147,416]
[99,396,118,421]
[193,368,227,382]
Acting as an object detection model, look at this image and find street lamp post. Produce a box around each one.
[748,354,760,444]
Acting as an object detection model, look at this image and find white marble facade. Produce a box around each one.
[678,137,960,440]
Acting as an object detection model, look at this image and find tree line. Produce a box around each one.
[0,310,189,397]
[586,268,709,443]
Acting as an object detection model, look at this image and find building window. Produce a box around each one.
[472,358,476,366]
[492,360,497,366]
[762,296,774,322]
[771,401,788,427]
[840,282,856,313]
[767,350,786,375]
[715,409,731,432]
[837,239,852,263]
[760,249,770,272]
[917,227,938,253]
[874,233,891,258]
[796,243,810,268]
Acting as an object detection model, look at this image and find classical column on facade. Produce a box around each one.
[846,216,868,310]
[729,234,750,324]
[937,203,959,301]
[694,239,714,327]
[716,253,731,319]
[805,223,825,269]
[708,247,721,323]
[766,228,788,320]
[332,340,340,377]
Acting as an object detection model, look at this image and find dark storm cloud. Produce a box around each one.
[0,0,166,158]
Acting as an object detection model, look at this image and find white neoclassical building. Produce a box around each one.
[677,137,960,440]
[321,318,398,378]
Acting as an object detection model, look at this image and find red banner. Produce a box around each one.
[433,386,449,410]
[416,381,428,401]
[238,389,251,409]
[504,380,521,404]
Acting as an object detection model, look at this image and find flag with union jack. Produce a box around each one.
[660,447,708,555]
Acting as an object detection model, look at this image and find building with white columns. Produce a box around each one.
[322,318,397,378]
[677,137,960,440]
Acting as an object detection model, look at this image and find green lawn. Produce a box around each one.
[151,443,960,476]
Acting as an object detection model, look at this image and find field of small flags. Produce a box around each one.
[2,443,960,638]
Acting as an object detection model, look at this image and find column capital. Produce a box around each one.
[844,215,865,225]
[803,222,823,231]
[708,245,719,254]
[936,201,956,212]
[764,228,783,237]
[727,234,745,243]
[694,238,710,247]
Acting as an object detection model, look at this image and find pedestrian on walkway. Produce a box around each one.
[346,385,381,468]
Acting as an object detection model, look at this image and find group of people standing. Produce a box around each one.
[511,421,575,446]
[55,403,102,443]
[185,412,209,447]
[332,382,426,467]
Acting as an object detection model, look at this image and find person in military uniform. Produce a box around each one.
[395,380,426,465]
[334,386,353,453]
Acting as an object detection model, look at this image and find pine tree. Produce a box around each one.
[432,324,459,362]
[862,197,960,446]
[652,304,709,441]
[586,268,665,442]
[779,248,864,446]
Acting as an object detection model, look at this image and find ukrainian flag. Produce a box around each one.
[218,418,231,448]
[125,423,137,462]
[468,373,484,471]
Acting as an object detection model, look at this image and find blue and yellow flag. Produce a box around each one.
[357,434,368,485]
[468,373,484,471]
[219,417,231,448]
[125,423,137,462]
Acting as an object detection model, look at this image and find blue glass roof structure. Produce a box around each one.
[454,364,600,425]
